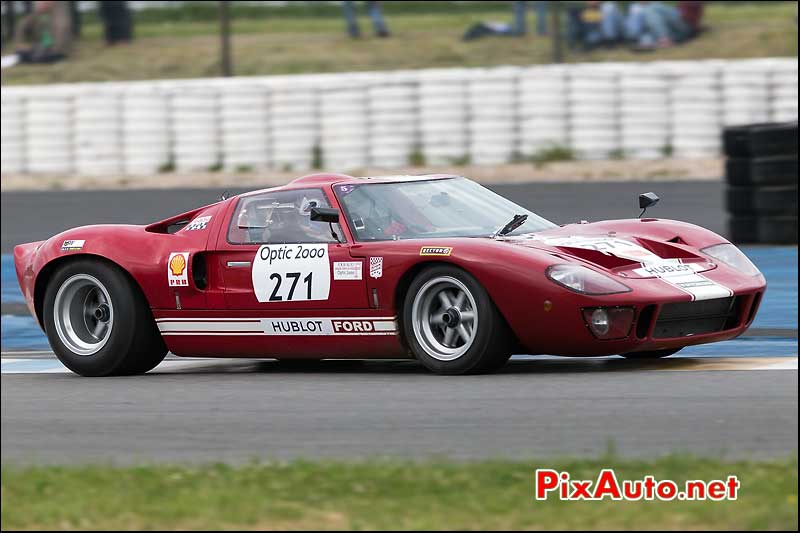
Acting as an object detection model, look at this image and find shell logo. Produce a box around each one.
[169,254,187,276]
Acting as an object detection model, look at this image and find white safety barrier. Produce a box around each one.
[518,65,569,156]
[1,57,797,176]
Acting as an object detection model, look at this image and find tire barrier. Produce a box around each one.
[724,122,798,244]
[1,58,797,176]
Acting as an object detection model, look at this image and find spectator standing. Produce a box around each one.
[512,1,549,36]
[342,1,390,39]
[678,1,704,38]
[98,0,132,46]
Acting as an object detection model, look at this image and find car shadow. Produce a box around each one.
[142,355,693,377]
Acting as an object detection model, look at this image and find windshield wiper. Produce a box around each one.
[493,214,528,238]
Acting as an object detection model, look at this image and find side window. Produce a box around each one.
[227,189,340,244]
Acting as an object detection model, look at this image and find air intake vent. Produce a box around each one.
[652,297,737,339]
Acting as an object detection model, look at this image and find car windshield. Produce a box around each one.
[334,177,556,241]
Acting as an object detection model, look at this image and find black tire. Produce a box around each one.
[726,186,798,216]
[43,259,167,377]
[725,156,798,187]
[728,215,759,244]
[725,187,756,215]
[723,122,798,158]
[755,186,798,215]
[402,265,511,375]
[757,216,798,245]
[621,348,681,359]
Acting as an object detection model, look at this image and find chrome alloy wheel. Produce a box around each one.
[53,274,114,356]
[411,276,478,361]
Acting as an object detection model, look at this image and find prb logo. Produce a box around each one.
[420,246,452,256]
[168,252,190,287]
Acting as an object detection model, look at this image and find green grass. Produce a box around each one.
[1,456,797,530]
[1,2,796,85]
[530,144,577,165]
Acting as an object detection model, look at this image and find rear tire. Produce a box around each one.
[403,265,511,375]
[43,259,167,377]
[621,348,681,359]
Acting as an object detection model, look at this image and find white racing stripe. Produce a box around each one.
[156,316,399,336]
[158,321,262,333]
[633,260,733,301]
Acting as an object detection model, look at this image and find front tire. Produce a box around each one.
[621,348,681,359]
[43,259,167,377]
[403,266,511,375]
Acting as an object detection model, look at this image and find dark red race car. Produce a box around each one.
[14,173,766,376]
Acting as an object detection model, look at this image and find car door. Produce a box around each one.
[215,187,370,312]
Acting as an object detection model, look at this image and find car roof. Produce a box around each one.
[239,173,460,198]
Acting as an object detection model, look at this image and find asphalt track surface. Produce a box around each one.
[1,357,797,464]
[0,181,725,252]
[2,180,796,464]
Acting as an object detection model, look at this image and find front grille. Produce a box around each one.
[652,297,738,339]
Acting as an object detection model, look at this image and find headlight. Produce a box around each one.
[701,243,761,277]
[546,264,632,295]
[582,306,635,339]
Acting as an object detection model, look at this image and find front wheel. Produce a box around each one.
[403,266,511,375]
[43,259,167,377]
[621,348,682,359]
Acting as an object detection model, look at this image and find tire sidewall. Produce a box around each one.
[402,265,503,374]
[44,259,140,376]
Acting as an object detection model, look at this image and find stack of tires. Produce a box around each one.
[724,122,798,244]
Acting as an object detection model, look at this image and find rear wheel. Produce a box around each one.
[403,266,511,375]
[621,348,681,359]
[43,259,167,377]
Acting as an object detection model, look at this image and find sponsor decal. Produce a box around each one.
[185,215,212,231]
[252,244,330,302]
[156,317,398,336]
[263,318,396,335]
[632,259,733,301]
[420,246,452,256]
[336,184,356,195]
[333,261,363,281]
[635,261,698,278]
[369,256,383,278]
[168,252,190,287]
[61,239,85,252]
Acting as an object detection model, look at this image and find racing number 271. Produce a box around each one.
[268,272,312,301]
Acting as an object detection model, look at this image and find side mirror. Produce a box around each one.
[638,192,659,218]
[310,207,340,224]
[639,192,660,209]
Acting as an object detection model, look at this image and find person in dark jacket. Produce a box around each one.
[98,0,132,46]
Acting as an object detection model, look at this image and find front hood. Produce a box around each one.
[500,224,716,279]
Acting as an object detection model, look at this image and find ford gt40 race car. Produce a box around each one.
[14,173,766,376]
